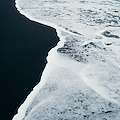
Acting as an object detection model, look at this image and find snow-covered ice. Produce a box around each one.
[13,0,120,120]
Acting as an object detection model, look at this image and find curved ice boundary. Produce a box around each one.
[13,0,120,120]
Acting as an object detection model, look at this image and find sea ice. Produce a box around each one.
[13,0,120,120]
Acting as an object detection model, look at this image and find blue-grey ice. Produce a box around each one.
[13,0,120,120]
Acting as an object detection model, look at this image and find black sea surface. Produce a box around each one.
[0,0,59,120]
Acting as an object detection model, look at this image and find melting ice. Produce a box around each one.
[13,0,120,120]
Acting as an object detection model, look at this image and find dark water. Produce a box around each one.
[0,0,59,120]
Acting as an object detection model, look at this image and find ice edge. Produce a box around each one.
[13,1,65,120]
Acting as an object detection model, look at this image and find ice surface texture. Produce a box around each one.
[13,0,120,120]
